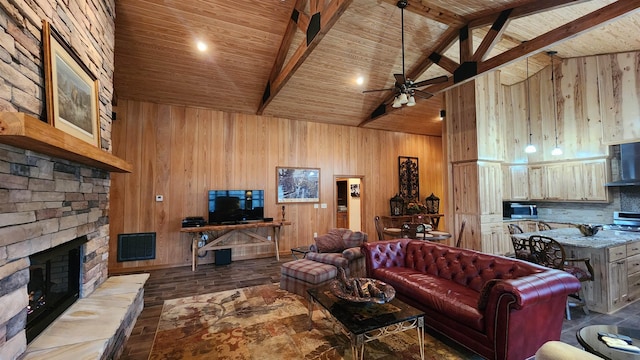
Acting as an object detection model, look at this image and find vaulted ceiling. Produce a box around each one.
[114,0,640,136]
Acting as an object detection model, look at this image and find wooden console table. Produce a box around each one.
[181,221,292,271]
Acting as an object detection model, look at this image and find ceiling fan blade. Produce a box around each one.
[413,89,434,99]
[394,73,406,85]
[362,88,395,93]
[411,75,448,88]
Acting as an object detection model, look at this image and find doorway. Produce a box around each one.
[335,176,363,231]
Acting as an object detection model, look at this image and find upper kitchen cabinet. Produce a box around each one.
[598,52,640,145]
[526,160,609,202]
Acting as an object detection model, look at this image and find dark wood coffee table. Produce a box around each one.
[577,325,640,360]
[307,282,425,360]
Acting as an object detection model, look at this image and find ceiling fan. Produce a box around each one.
[363,0,448,107]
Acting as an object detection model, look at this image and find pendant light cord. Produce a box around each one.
[526,57,532,144]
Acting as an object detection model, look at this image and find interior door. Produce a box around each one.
[335,176,363,231]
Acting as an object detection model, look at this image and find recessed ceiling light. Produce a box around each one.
[196,41,207,52]
[356,76,364,85]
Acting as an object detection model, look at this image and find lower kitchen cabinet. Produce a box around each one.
[564,240,640,314]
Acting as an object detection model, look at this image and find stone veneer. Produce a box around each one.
[0,145,112,358]
[0,0,118,358]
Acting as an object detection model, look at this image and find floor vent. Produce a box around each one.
[117,232,156,262]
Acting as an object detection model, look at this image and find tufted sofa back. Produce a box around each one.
[365,239,544,292]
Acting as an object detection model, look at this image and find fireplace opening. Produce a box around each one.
[26,236,88,343]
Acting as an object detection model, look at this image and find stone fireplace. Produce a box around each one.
[0,0,122,357]
[0,149,113,358]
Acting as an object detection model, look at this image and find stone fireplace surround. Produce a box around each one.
[0,144,123,359]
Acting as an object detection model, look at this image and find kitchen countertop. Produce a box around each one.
[512,228,640,249]
[503,217,578,226]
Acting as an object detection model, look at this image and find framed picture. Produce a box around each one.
[42,20,100,147]
[350,183,360,198]
[276,167,320,203]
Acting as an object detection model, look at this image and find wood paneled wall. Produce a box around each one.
[109,100,444,272]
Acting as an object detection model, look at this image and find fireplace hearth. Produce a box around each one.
[26,236,88,342]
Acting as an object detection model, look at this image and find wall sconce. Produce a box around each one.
[439,109,446,120]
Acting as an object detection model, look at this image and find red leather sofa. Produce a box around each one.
[361,239,581,360]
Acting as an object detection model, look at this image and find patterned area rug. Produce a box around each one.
[148,283,480,360]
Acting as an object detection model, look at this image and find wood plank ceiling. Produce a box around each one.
[114,0,640,136]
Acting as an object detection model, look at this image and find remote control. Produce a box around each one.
[598,332,633,344]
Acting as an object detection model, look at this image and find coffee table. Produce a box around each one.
[577,325,640,360]
[307,283,425,360]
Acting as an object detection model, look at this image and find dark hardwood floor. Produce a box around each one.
[118,254,640,359]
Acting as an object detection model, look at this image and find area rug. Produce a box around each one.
[148,283,481,360]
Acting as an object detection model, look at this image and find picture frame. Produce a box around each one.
[276,167,320,203]
[42,20,100,147]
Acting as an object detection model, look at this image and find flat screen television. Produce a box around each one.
[208,190,264,224]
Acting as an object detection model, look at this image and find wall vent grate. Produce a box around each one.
[117,232,156,262]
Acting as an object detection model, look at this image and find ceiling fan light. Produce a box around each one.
[406,96,416,106]
[525,144,537,153]
[392,97,402,108]
[398,93,408,104]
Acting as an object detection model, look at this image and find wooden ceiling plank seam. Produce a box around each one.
[468,0,594,29]
[478,1,640,75]
[257,0,353,114]
[471,9,512,62]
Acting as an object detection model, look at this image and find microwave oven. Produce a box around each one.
[504,203,538,219]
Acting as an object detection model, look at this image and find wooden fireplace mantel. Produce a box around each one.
[0,112,132,173]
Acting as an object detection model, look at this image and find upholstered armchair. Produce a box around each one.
[306,228,368,277]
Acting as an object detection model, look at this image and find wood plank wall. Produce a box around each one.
[109,100,445,272]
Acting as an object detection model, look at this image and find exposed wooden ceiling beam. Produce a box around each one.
[468,0,593,29]
[360,0,636,126]
[257,0,353,115]
[378,0,467,27]
[471,9,512,62]
[427,1,640,95]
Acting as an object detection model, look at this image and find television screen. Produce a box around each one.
[208,190,264,224]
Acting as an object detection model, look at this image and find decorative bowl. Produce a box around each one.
[575,224,603,236]
[329,278,395,304]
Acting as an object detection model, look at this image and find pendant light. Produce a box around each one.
[524,55,536,154]
[548,51,562,156]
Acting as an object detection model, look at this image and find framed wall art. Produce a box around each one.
[398,156,419,202]
[276,167,320,203]
[42,20,100,147]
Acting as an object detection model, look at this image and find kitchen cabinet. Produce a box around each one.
[502,165,529,201]
[516,159,609,202]
[511,228,640,314]
[564,240,639,314]
[528,166,545,200]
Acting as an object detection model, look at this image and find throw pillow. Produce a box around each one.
[314,231,345,253]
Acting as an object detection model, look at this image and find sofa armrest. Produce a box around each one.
[480,268,582,359]
[342,246,363,261]
[487,269,581,310]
